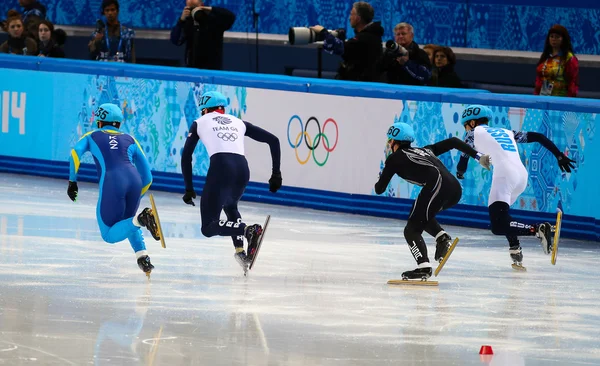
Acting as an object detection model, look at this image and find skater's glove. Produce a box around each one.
[269,171,282,193]
[67,181,78,202]
[478,154,492,171]
[557,153,575,173]
[182,190,196,206]
[456,171,465,179]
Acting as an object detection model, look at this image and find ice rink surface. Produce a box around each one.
[0,174,599,366]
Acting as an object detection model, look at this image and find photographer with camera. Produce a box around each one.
[310,1,383,82]
[170,0,235,70]
[378,22,431,86]
[88,0,135,63]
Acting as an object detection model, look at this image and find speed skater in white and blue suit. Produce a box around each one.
[67,103,161,276]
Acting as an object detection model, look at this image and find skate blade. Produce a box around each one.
[387,279,438,286]
[249,215,270,271]
[511,263,527,271]
[149,194,166,249]
[434,237,459,277]
[551,208,562,265]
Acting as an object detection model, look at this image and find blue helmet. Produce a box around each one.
[95,103,123,124]
[199,91,229,110]
[460,105,493,126]
[387,122,415,142]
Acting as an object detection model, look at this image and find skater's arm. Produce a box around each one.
[130,138,153,196]
[244,122,281,174]
[68,133,91,182]
[181,122,200,191]
[374,156,397,195]
[425,137,481,159]
[456,131,475,178]
[515,131,576,172]
[513,131,561,156]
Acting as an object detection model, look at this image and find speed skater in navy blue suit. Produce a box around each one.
[180,91,282,270]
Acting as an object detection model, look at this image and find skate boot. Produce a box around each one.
[434,233,452,262]
[402,267,433,281]
[509,246,526,271]
[244,224,263,261]
[137,208,160,241]
[535,222,552,255]
[137,255,154,275]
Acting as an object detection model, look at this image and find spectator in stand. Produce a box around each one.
[311,2,384,82]
[0,10,37,55]
[378,22,431,86]
[19,0,46,37]
[170,0,236,70]
[429,46,462,88]
[89,0,136,63]
[423,43,436,64]
[534,24,579,97]
[37,20,66,57]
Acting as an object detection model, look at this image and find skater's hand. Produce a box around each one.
[269,171,282,193]
[478,154,491,171]
[182,190,196,206]
[456,171,465,179]
[557,153,575,173]
[67,181,78,202]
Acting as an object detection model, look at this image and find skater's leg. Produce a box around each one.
[404,220,430,267]
[223,204,244,249]
[200,157,246,238]
[489,202,536,236]
[96,176,133,243]
[506,235,523,264]
[223,159,249,250]
[402,219,434,279]
[423,218,443,238]
[422,182,461,261]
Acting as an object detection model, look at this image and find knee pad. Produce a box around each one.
[489,202,510,235]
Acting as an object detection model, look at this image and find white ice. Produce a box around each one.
[0,173,599,366]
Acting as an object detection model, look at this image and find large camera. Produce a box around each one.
[288,27,346,45]
[191,7,208,22]
[384,40,409,57]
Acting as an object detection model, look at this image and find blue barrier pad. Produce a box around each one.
[212,71,310,92]
[0,54,39,71]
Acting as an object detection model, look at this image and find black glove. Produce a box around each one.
[67,181,78,202]
[557,153,575,173]
[456,171,465,179]
[268,172,282,193]
[182,190,197,206]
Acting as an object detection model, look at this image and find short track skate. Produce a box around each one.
[511,263,527,271]
[247,215,270,274]
[387,278,439,286]
[551,208,562,265]
[388,267,437,286]
[149,194,166,249]
[434,237,459,277]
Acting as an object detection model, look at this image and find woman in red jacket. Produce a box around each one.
[534,24,579,97]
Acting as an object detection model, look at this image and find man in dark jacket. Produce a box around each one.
[379,22,431,86]
[311,1,384,82]
[170,0,235,70]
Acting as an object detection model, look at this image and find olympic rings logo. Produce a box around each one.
[217,132,238,141]
[287,115,339,166]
